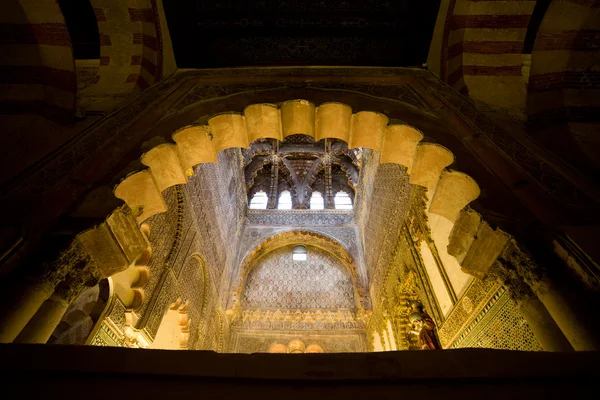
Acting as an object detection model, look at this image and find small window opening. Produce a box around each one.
[277,191,293,210]
[334,191,353,210]
[310,191,324,210]
[292,245,307,261]
[249,191,268,209]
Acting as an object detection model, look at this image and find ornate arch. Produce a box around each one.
[189,254,210,324]
[75,99,495,306]
[237,230,367,310]
[111,100,479,235]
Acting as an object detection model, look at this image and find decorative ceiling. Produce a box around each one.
[162,0,441,68]
[243,135,360,209]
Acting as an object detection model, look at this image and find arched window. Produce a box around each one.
[334,191,353,210]
[292,245,307,261]
[277,190,293,210]
[249,191,268,209]
[310,191,324,210]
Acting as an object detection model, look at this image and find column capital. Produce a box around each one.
[52,241,102,304]
[487,261,535,301]
[36,240,91,290]
[500,240,550,293]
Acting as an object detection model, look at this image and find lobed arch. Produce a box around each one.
[107,100,479,260]
[114,100,480,225]
[74,98,516,304]
[188,254,211,324]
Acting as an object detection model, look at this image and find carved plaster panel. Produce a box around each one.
[241,246,356,310]
[246,210,354,226]
[229,330,367,353]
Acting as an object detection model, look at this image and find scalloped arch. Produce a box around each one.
[114,99,480,224]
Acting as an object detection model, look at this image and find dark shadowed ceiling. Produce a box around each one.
[163,0,441,68]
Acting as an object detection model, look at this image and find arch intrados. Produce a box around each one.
[189,254,210,321]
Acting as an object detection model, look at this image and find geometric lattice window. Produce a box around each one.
[310,191,324,210]
[249,191,268,209]
[277,190,293,210]
[292,245,307,261]
[334,191,353,210]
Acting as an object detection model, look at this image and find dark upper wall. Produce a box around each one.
[163,0,440,68]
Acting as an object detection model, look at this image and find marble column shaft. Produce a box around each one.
[516,296,573,352]
[14,294,70,344]
[531,279,600,351]
[0,280,56,343]
[501,243,600,351]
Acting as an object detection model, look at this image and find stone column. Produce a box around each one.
[0,279,56,343]
[532,279,600,351]
[516,296,573,352]
[503,243,600,351]
[9,240,101,344]
[14,261,100,344]
[491,260,573,352]
[0,241,87,343]
[14,293,70,344]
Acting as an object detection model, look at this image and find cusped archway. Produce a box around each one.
[108,100,481,267]
[235,230,366,310]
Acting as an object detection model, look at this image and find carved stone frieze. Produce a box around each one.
[39,240,102,305]
[499,240,550,294]
[232,308,364,331]
[446,286,543,351]
[229,330,367,353]
[246,209,354,226]
[486,261,536,302]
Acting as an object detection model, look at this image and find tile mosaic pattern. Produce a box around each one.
[242,245,355,309]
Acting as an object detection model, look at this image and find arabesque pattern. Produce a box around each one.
[242,246,355,309]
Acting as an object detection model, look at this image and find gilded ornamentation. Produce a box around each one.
[237,231,366,306]
[232,309,363,331]
[408,301,441,350]
[438,278,499,347]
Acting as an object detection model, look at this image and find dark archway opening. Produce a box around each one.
[58,0,100,59]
